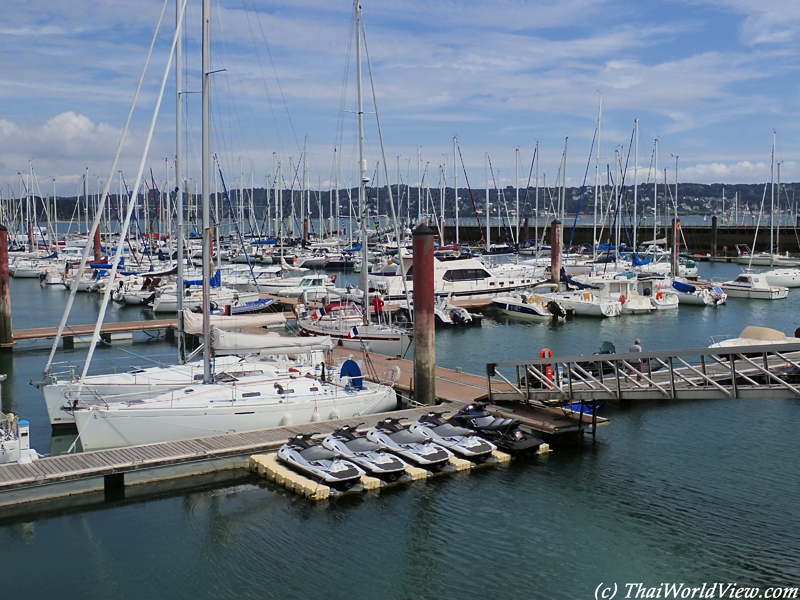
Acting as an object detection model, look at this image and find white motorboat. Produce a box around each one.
[152,286,260,313]
[276,274,337,299]
[636,278,679,310]
[720,272,789,300]
[73,360,397,451]
[369,255,540,304]
[671,280,727,306]
[582,274,654,314]
[492,291,566,320]
[763,268,800,288]
[709,326,800,349]
[0,413,38,465]
[296,301,412,357]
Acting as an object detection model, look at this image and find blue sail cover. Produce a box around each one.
[561,268,600,290]
[632,253,651,266]
[672,280,696,294]
[343,243,362,253]
[184,269,221,287]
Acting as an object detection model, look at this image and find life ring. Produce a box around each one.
[539,348,553,359]
[619,294,626,304]
[656,291,663,300]
[331,273,337,282]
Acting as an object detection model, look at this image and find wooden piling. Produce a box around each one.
[550,219,562,285]
[413,223,436,406]
[711,215,718,257]
[93,227,102,262]
[0,226,15,349]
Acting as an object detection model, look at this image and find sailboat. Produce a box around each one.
[71,0,397,451]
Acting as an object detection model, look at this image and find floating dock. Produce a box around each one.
[0,403,461,511]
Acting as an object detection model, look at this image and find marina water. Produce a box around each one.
[0,261,798,599]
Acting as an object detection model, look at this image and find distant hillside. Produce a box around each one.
[29,181,798,222]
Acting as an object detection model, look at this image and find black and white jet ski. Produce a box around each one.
[448,403,544,455]
[367,417,453,470]
[322,424,408,482]
[277,432,365,490]
[410,412,496,462]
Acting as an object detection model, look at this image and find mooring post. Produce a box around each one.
[711,215,718,257]
[303,218,309,243]
[524,217,529,243]
[413,223,436,406]
[0,225,15,350]
[550,219,562,285]
[93,227,102,262]
[28,221,35,254]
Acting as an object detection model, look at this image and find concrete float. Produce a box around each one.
[249,449,517,501]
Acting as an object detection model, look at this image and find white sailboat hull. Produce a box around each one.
[73,383,397,451]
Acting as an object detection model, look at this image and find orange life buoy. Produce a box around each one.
[539,348,553,359]
[656,291,663,300]
[619,294,626,304]
[331,273,337,282]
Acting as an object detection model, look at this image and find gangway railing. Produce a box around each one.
[486,343,800,404]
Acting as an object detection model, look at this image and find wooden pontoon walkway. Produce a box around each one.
[0,403,459,508]
[13,319,177,341]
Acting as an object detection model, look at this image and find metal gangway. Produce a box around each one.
[486,343,800,404]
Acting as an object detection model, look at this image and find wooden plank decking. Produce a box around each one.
[0,403,460,496]
[13,319,178,341]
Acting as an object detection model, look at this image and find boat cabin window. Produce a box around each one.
[442,268,490,282]
[735,276,749,283]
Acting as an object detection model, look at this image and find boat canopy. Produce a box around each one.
[672,281,696,294]
[211,327,333,355]
[184,269,221,287]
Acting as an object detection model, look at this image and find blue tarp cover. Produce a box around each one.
[672,281,696,294]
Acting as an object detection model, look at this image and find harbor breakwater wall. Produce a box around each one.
[441,223,800,255]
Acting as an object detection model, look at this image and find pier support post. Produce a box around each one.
[413,224,436,406]
[93,227,102,262]
[550,219,562,285]
[0,226,15,350]
[711,215,718,257]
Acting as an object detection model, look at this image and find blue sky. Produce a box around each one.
[2,0,800,197]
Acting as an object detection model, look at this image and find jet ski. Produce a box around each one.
[367,417,453,470]
[322,424,408,482]
[277,432,365,491]
[410,412,496,462]
[448,403,544,455]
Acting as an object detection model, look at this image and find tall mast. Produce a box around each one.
[453,136,459,245]
[335,146,340,238]
[485,151,490,250]
[594,93,601,262]
[653,139,658,256]
[770,132,775,265]
[633,118,638,253]
[515,147,520,245]
[175,0,185,362]
[201,0,212,383]
[356,0,369,323]
[534,140,539,253]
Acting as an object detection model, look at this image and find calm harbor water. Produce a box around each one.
[1,261,799,599]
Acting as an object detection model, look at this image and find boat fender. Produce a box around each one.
[619,294,626,305]
[656,291,664,300]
